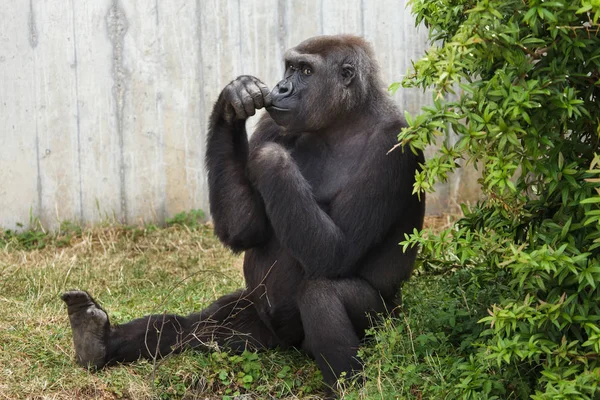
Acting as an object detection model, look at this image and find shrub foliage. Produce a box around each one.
[399,0,600,397]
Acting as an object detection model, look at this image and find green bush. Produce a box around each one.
[399,0,600,397]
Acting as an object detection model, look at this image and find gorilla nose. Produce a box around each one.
[273,80,293,98]
[268,80,293,111]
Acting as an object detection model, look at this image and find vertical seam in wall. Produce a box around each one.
[360,0,366,37]
[196,0,208,212]
[400,0,408,114]
[28,0,38,48]
[71,0,84,224]
[154,0,159,26]
[155,1,166,223]
[29,0,42,223]
[277,0,286,69]
[106,0,129,224]
[320,1,324,34]
[34,133,42,223]
[237,0,243,74]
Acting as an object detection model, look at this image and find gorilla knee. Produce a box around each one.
[248,143,294,183]
[257,143,292,166]
[297,279,333,305]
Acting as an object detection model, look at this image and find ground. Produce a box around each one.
[0,215,467,400]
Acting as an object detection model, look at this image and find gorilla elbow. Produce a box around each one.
[215,231,248,253]
[213,230,238,253]
[215,222,267,253]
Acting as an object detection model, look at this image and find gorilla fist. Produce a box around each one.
[221,75,272,122]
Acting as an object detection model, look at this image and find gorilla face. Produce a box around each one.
[267,48,355,132]
[267,52,320,131]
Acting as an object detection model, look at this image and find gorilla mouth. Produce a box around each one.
[268,105,290,112]
[266,105,293,127]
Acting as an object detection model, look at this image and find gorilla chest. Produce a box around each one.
[290,138,360,206]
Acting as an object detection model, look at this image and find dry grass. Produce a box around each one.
[0,224,320,399]
[423,214,460,232]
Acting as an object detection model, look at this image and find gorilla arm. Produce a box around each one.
[205,77,272,252]
[248,135,413,279]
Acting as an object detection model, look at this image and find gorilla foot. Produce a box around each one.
[61,290,110,370]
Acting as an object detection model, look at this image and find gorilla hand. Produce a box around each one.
[220,76,272,122]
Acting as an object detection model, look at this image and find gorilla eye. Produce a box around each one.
[302,67,313,75]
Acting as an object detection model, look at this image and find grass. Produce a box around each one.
[0,215,477,400]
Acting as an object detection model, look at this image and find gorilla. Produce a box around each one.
[62,34,425,396]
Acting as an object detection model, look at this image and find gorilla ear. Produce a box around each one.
[341,63,356,86]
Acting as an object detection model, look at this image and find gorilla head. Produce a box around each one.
[268,35,384,131]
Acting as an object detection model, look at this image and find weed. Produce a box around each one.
[166,209,206,230]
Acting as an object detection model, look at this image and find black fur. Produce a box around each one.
[62,35,425,397]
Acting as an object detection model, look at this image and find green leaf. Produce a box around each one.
[388,82,401,95]
[580,197,600,204]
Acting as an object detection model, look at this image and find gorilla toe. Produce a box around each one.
[61,290,110,370]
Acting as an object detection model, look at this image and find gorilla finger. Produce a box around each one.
[222,86,236,104]
[229,90,248,120]
[223,87,243,115]
[256,81,272,108]
[263,91,273,108]
[243,77,271,108]
[243,82,265,109]
[240,88,257,117]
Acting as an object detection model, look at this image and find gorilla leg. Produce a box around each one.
[62,289,280,369]
[297,279,385,390]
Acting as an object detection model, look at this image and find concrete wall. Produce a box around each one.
[0,0,476,231]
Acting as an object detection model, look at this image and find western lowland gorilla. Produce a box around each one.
[62,34,425,396]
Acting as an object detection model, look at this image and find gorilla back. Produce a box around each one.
[62,34,424,397]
